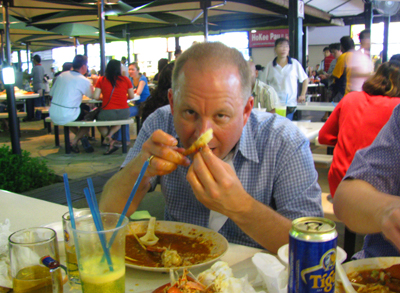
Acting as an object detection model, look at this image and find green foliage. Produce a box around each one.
[0,145,58,193]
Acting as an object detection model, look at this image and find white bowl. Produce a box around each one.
[277,243,347,267]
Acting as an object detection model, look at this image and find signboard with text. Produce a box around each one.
[249,29,289,48]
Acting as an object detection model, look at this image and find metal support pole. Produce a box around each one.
[26,43,29,72]
[98,0,106,76]
[302,26,308,70]
[175,37,179,53]
[74,37,78,56]
[83,44,88,57]
[3,0,21,155]
[364,1,373,31]
[0,31,3,65]
[17,50,22,71]
[288,0,303,65]
[125,24,131,64]
[201,0,210,41]
[382,15,390,62]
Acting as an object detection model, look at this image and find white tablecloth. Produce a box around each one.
[0,189,266,292]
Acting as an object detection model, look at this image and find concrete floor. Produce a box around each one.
[0,112,364,257]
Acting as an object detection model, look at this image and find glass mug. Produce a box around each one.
[8,227,65,293]
[62,208,92,288]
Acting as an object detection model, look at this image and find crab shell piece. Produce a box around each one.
[182,129,213,156]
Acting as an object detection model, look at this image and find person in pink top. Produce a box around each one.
[319,61,400,197]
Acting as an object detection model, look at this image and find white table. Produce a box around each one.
[296,102,335,112]
[0,190,266,292]
[0,93,40,119]
[292,121,324,142]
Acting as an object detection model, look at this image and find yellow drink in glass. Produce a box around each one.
[275,106,287,117]
[13,265,53,293]
[79,256,125,293]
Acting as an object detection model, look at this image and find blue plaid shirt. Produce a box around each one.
[345,104,400,259]
[122,106,323,248]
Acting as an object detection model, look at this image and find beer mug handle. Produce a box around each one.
[49,265,68,292]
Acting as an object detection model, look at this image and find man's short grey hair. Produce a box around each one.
[172,42,252,103]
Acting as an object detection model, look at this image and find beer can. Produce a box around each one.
[288,217,338,293]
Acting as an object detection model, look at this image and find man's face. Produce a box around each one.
[168,61,253,159]
[275,42,290,58]
[331,49,342,59]
[360,34,371,50]
[324,50,331,57]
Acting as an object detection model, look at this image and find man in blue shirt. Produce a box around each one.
[100,42,322,253]
[334,104,400,258]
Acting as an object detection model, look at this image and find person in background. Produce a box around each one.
[319,61,400,198]
[249,61,279,113]
[390,54,400,62]
[348,29,373,92]
[100,42,322,253]
[174,47,182,60]
[334,101,400,258]
[141,62,174,123]
[264,38,309,120]
[153,58,168,83]
[255,64,265,81]
[319,43,343,121]
[320,47,335,73]
[332,36,355,99]
[93,59,135,155]
[53,62,73,86]
[112,62,151,146]
[49,55,94,153]
[374,51,383,72]
[121,57,129,77]
[31,54,45,108]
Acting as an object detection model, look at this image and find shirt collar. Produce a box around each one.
[272,56,292,67]
[234,113,259,163]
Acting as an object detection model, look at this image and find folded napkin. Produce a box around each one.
[252,253,288,293]
[0,219,12,289]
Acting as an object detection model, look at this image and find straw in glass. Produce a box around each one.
[63,174,82,269]
[107,157,152,248]
[87,178,104,232]
[83,188,114,272]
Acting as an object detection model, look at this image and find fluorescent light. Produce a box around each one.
[3,67,15,85]
[251,30,256,33]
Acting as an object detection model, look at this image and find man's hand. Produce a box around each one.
[379,204,400,252]
[298,95,306,103]
[139,129,190,177]
[186,145,252,218]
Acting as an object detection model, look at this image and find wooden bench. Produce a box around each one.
[312,153,333,166]
[35,107,50,130]
[0,112,27,136]
[45,117,134,154]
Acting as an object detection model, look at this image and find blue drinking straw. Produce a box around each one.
[107,156,152,248]
[331,101,336,107]
[83,188,114,272]
[63,174,82,269]
[87,178,104,232]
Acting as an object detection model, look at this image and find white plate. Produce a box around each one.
[277,244,347,267]
[126,221,229,272]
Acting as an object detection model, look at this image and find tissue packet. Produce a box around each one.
[0,219,12,289]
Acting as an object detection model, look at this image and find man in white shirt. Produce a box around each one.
[49,55,94,153]
[121,57,129,77]
[249,61,279,113]
[264,38,309,120]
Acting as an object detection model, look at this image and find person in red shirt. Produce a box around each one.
[321,47,335,73]
[93,59,135,155]
[318,61,400,197]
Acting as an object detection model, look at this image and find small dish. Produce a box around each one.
[277,243,347,266]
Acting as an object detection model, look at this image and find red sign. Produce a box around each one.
[249,29,289,48]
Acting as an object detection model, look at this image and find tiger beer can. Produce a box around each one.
[288,217,338,293]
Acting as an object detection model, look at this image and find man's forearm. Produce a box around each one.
[300,79,309,96]
[334,179,397,234]
[100,155,151,215]
[230,197,291,253]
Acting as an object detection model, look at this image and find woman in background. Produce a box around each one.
[93,59,135,155]
[319,61,400,197]
[141,62,174,123]
[129,62,150,117]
